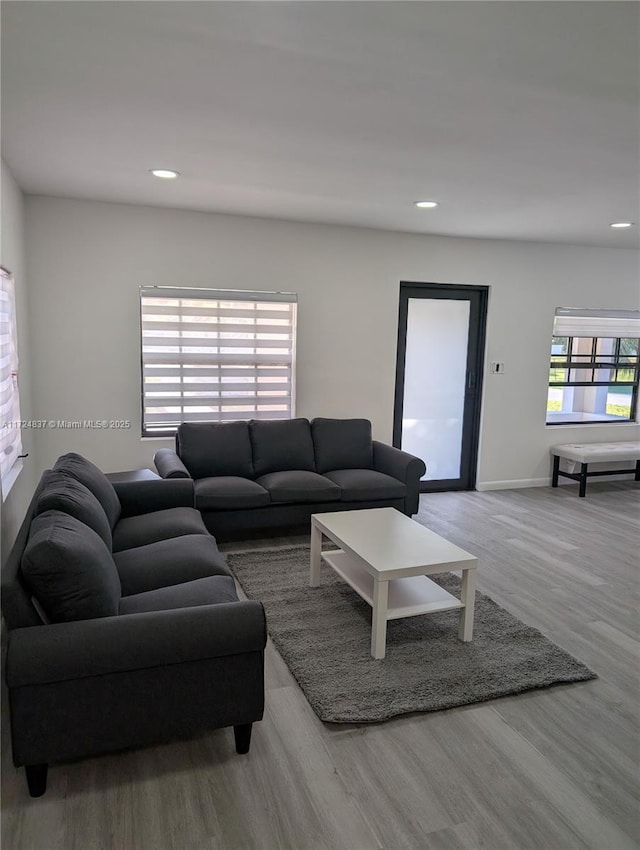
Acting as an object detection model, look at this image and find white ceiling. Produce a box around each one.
[2,1,639,248]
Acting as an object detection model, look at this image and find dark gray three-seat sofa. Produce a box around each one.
[1,452,266,796]
[154,417,427,536]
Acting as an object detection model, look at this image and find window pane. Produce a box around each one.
[615,368,635,382]
[595,337,617,352]
[547,387,563,412]
[606,387,632,418]
[571,355,593,363]
[572,337,595,351]
[547,384,634,422]
[569,368,593,382]
[551,336,568,355]
[595,366,615,382]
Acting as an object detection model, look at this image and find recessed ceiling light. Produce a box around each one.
[610,221,634,228]
[150,169,180,179]
[415,200,439,209]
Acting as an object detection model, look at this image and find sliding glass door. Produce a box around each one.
[393,283,488,491]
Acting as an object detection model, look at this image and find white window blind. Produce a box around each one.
[553,308,640,338]
[0,267,23,496]
[140,287,297,436]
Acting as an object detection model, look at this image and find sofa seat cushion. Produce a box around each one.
[324,469,407,502]
[194,477,270,511]
[177,421,254,478]
[112,507,208,553]
[21,510,121,623]
[255,470,341,504]
[114,534,230,596]
[119,575,238,615]
[249,418,316,476]
[53,452,121,529]
[36,470,113,548]
[311,418,374,473]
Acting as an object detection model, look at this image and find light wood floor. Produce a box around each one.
[2,482,639,850]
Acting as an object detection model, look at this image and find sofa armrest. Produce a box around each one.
[6,600,267,688]
[372,441,426,515]
[154,449,191,480]
[373,441,426,481]
[111,477,195,516]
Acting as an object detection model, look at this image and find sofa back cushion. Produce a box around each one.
[53,452,121,529]
[311,418,374,473]
[249,418,316,477]
[36,470,113,549]
[21,510,121,623]
[177,421,254,479]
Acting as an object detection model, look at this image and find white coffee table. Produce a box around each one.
[310,507,477,659]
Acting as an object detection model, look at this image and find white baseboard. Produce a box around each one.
[477,472,637,491]
[476,478,549,491]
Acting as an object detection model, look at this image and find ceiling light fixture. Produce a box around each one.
[150,169,180,179]
[415,200,439,209]
[610,221,634,228]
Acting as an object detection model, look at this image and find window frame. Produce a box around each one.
[547,334,639,425]
[0,266,24,498]
[140,286,298,437]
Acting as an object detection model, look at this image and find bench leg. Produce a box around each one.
[635,460,640,482]
[552,455,560,487]
[579,462,588,497]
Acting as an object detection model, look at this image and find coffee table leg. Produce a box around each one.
[458,568,476,641]
[371,579,389,659]
[310,521,322,587]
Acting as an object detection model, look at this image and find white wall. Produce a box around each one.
[25,195,639,486]
[0,162,37,561]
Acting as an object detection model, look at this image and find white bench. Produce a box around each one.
[550,441,640,497]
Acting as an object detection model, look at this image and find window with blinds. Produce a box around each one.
[0,267,23,497]
[547,308,640,425]
[140,287,297,436]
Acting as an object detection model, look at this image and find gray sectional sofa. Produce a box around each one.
[154,417,426,536]
[1,453,266,797]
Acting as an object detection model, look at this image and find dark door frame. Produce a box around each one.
[393,282,489,492]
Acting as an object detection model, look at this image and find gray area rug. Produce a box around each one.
[227,545,597,723]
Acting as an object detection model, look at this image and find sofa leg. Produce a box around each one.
[233,723,253,754]
[25,764,48,797]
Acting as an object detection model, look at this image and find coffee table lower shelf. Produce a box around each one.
[323,550,463,619]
